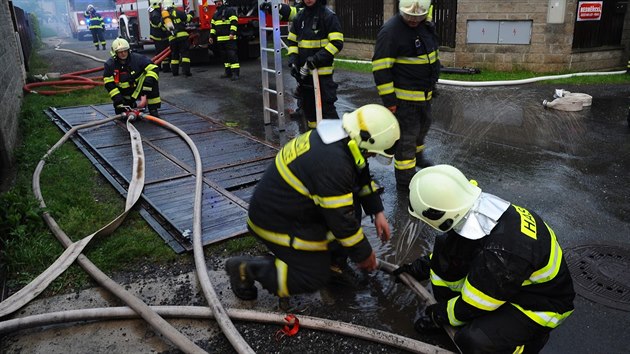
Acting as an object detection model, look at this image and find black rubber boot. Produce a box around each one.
[148,109,160,118]
[102,44,106,50]
[220,68,232,79]
[225,256,258,300]
[230,69,240,81]
[416,153,433,169]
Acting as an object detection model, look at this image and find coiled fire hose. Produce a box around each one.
[22,44,171,95]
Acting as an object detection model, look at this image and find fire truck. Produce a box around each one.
[67,0,119,41]
[115,0,267,61]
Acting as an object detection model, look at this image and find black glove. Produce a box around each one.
[114,104,128,115]
[306,56,317,70]
[290,64,301,81]
[392,256,431,282]
[413,304,444,332]
[259,1,272,13]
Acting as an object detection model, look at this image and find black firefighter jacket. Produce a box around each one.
[429,204,575,329]
[247,130,383,263]
[103,53,159,104]
[210,4,238,42]
[286,3,343,76]
[372,14,440,107]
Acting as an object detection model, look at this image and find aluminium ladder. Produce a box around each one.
[258,0,289,130]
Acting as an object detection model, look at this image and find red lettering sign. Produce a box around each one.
[577,1,603,21]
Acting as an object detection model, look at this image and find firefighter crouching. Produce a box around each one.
[209,0,240,80]
[162,0,193,76]
[225,104,399,309]
[395,165,575,353]
[149,0,171,73]
[84,4,106,50]
[103,38,161,117]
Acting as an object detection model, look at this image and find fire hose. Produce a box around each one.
[22,44,171,95]
[0,106,460,353]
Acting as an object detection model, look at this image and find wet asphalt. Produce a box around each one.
[40,36,630,353]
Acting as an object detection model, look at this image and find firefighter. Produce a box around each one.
[103,38,162,117]
[162,0,193,76]
[285,0,344,129]
[372,0,440,190]
[209,0,240,80]
[225,104,400,308]
[149,0,171,72]
[395,164,575,353]
[84,4,106,50]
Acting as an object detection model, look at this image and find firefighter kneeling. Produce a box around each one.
[103,38,162,117]
[226,104,400,309]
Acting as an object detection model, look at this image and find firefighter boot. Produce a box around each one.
[183,62,192,77]
[416,153,433,169]
[231,69,240,81]
[220,67,232,79]
[161,62,171,73]
[102,44,106,50]
[148,109,160,118]
[225,256,258,300]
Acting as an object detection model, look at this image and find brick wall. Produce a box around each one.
[0,1,25,179]
[339,0,630,72]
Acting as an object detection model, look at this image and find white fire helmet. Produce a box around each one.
[399,0,430,17]
[341,104,400,158]
[162,0,175,8]
[408,165,482,232]
[110,38,130,56]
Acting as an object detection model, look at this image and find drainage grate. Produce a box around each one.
[564,244,630,312]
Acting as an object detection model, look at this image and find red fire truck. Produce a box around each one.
[67,0,119,41]
[115,0,266,61]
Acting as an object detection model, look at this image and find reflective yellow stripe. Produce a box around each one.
[395,51,439,64]
[523,223,562,285]
[314,66,333,75]
[287,32,297,41]
[512,304,574,328]
[276,258,289,297]
[230,63,240,69]
[119,82,131,89]
[324,43,339,56]
[312,192,353,209]
[298,39,329,48]
[103,77,115,84]
[372,57,395,71]
[328,32,343,41]
[357,181,378,197]
[513,345,525,354]
[461,278,505,311]
[288,46,298,55]
[148,97,161,104]
[108,88,121,98]
[275,153,310,197]
[394,88,432,101]
[230,25,238,32]
[247,218,329,251]
[171,59,180,64]
[229,15,238,21]
[377,82,394,95]
[394,158,415,170]
[447,297,466,326]
[416,145,426,153]
[430,270,465,292]
[335,228,364,247]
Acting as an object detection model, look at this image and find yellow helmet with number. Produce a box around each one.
[342,104,400,158]
[408,165,482,232]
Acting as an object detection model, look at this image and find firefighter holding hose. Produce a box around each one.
[103,38,162,117]
[226,104,399,311]
[396,164,575,353]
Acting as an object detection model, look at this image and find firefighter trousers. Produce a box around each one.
[394,100,433,186]
[251,232,332,297]
[300,74,339,128]
[169,38,190,76]
[90,28,105,48]
[216,40,239,76]
[452,303,552,354]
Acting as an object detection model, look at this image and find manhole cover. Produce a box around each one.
[565,244,630,311]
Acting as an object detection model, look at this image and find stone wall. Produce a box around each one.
[0,1,25,182]
[339,0,630,72]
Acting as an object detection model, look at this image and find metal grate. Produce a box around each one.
[565,244,630,311]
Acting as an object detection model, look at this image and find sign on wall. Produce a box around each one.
[577,1,603,21]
